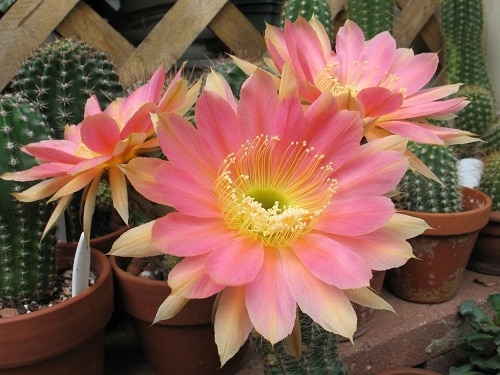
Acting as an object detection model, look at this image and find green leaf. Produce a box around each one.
[449,363,483,375]
[488,293,500,325]
[470,354,500,371]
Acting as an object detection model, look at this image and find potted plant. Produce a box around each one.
[0,93,114,373]
[387,142,492,303]
[469,151,500,275]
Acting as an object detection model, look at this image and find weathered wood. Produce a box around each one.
[56,1,135,69]
[208,2,266,61]
[0,0,79,91]
[394,0,441,47]
[118,0,230,86]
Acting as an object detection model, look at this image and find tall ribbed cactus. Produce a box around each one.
[395,142,463,213]
[346,0,394,38]
[480,117,500,157]
[0,94,58,307]
[11,38,123,139]
[280,0,334,40]
[255,312,347,375]
[441,0,496,152]
[479,152,500,212]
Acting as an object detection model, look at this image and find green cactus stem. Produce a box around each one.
[254,311,347,375]
[440,0,496,146]
[395,142,463,213]
[346,0,394,38]
[479,152,500,212]
[11,38,123,139]
[0,94,57,307]
[280,0,334,40]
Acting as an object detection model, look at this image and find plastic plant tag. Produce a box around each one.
[72,232,90,297]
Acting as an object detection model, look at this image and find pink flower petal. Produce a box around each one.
[152,213,235,257]
[245,249,296,344]
[378,120,444,144]
[319,196,395,236]
[390,53,438,95]
[1,162,73,181]
[330,228,415,270]
[357,87,404,117]
[120,102,157,138]
[23,140,82,164]
[84,95,102,116]
[168,255,225,298]
[80,114,121,154]
[334,20,366,82]
[280,248,357,339]
[291,234,372,289]
[205,237,264,286]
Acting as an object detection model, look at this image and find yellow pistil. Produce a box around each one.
[214,134,337,248]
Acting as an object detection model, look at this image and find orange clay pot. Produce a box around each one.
[386,187,491,303]
[110,255,248,375]
[0,248,114,374]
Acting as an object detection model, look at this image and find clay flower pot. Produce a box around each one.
[110,256,248,375]
[386,187,491,303]
[0,247,114,374]
[58,225,129,254]
[468,210,500,275]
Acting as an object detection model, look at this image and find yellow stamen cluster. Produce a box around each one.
[214,134,337,248]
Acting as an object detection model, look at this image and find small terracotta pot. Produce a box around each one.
[0,248,114,374]
[374,368,441,375]
[387,187,491,303]
[110,256,248,375]
[468,211,500,275]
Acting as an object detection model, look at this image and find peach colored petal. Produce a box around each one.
[109,221,163,257]
[42,194,72,239]
[154,294,189,323]
[345,287,394,311]
[215,287,253,366]
[204,70,237,111]
[109,166,129,225]
[120,157,169,204]
[50,169,101,201]
[11,175,73,202]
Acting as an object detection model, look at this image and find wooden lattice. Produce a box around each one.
[0,0,443,92]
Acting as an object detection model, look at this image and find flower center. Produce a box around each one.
[214,135,337,248]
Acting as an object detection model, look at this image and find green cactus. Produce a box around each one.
[0,94,58,307]
[346,0,394,38]
[395,142,463,213]
[479,152,500,212]
[10,38,124,139]
[254,311,347,375]
[480,116,500,157]
[440,0,496,151]
[280,0,334,40]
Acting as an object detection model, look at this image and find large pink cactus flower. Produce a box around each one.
[1,66,200,239]
[265,18,474,144]
[110,70,428,365]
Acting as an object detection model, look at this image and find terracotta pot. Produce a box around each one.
[374,368,441,375]
[387,187,491,303]
[468,210,500,275]
[0,247,114,374]
[110,256,248,375]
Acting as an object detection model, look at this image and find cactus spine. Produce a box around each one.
[441,0,496,154]
[346,0,394,38]
[479,152,500,212]
[11,39,124,139]
[255,312,347,375]
[280,0,334,40]
[395,142,463,213]
[0,94,57,307]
